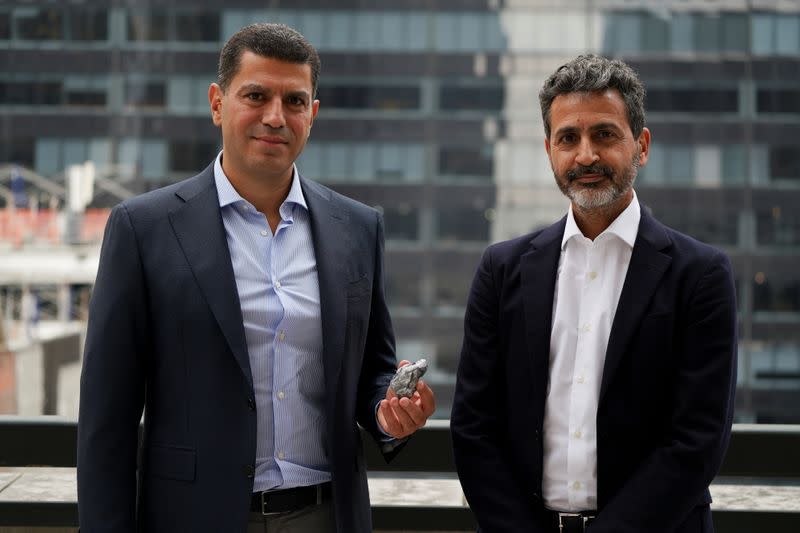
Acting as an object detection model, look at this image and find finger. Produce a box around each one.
[397,359,411,368]
[390,397,419,433]
[415,381,436,416]
[384,386,397,400]
[397,397,428,427]
[378,399,404,437]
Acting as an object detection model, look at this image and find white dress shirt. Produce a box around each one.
[542,193,641,511]
[214,153,330,492]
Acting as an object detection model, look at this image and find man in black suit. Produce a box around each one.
[78,23,434,532]
[451,55,737,533]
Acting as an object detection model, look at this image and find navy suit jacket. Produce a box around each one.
[77,164,399,532]
[451,209,737,533]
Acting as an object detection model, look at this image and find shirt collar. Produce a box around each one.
[561,191,641,249]
[213,151,308,215]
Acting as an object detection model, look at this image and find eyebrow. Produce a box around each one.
[236,83,310,100]
[554,122,624,137]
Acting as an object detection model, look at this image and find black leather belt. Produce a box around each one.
[250,482,332,515]
[545,509,596,533]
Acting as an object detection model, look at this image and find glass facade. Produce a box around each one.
[1,1,799,423]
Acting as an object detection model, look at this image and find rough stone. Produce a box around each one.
[389,359,428,398]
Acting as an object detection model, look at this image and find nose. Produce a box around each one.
[575,138,599,167]
[261,97,286,129]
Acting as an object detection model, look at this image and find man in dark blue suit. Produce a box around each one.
[77,23,434,532]
[451,55,737,533]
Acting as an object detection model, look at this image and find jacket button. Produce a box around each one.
[243,464,255,478]
[247,398,256,410]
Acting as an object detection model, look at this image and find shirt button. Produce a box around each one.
[277,391,285,400]
[247,398,256,410]
[243,464,255,478]
[278,451,285,460]
[576,376,585,384]
[275,281,282,289]
[278,331,285,341]
[260,229,268,236]
[582,324,591,333]
[588,271,598,280]
[574,430,582,439]
[572,481,581,490]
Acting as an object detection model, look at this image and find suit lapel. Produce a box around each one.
[599,211,672,403]
[168,167,253,389]
[300,177,348,404]
[521,218,566,412]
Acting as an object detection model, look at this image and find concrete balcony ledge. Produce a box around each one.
[1,468,800,532]
[1,418,799,531]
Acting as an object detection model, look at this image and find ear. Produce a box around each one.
[208,83,223,126]
[544,136,554,167]
[637,127,651,166]
[310,99,320,127]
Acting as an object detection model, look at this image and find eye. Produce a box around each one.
[559,133,577,144]
[245,92,263,102]
[596,130,615,140]
[288,95,306,107]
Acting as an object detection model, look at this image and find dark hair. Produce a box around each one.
[217,23,321,97]
[539,54,646,139]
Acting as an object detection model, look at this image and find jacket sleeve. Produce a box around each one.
[77,205,149,532]
[451,247,544,532]
[355,211,402,459]
[589,251,738,533]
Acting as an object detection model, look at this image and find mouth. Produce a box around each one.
[253,136,288,146]
[572,173,607,185]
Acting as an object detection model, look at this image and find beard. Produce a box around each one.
[555,152,640,211]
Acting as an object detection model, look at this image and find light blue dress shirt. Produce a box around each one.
[213,153,331,491]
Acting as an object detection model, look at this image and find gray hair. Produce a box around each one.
[539,54,646,139]
[218,23,321,97]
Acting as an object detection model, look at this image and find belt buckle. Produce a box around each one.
[260,492,284,516]
[557,512,586,533]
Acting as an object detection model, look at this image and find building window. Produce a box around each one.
[385,259,422,308]
[754,276,800,312]
[0,12,10,40]
[721,12,748,52]
[646,89,738,113]
[69,8,107,41]
[769,146,800,182]
[439,146,493,178]
[316,85,420,110]
[0,81,61,106]
[757,207,800,247]
[300,142,425,183]
[439,86,504,112]
[650,207,739,246]
[2,138,35,168]
[15,7,63,40]
[175,10,219,42]
[128,11,169,41]
[757,90,800,114]
[34,138,111,177]
[65,89,106,107]
[383,204,419,241]
[125,81,166,108]
[119,138,167,181]
[437,206,490,243]
[169,141,218,173]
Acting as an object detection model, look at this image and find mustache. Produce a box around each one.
[566,164,614,181]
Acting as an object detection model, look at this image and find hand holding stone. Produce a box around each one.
[389,358,428,398]
[377,359,436,440]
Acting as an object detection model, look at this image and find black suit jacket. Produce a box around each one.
[77,164,399,532]
[451,209,737,533]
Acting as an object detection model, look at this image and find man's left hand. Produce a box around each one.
[377,360,436,439]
